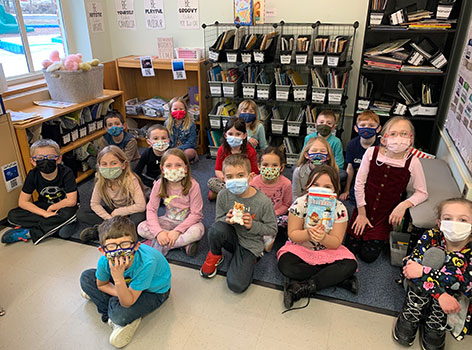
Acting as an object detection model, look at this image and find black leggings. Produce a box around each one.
[278,253,357,290]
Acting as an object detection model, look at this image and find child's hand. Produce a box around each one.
[308,222,326,242]
[109,255,128,281]
[438,293,461,314]
[242,212,253,230]
[248,137,259,148]
[216,174,225,182]
[403,260,423,279]
[339,192,349,201]
[389,204,407,227]
[225,209,234,224]
[351,214,372,236]
[168,230,181,247]
[157,231,170,246]
[43,210,57,218]
[47,204,58,212]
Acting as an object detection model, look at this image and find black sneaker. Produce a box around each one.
[338,275,359,295]
[420,298,447,350]
[80,226,99,242]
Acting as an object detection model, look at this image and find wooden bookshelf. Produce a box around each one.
[115,56,208,155]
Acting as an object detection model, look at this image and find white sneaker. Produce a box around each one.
[109,317,141,348]
[80,290,91,300]
[263,235,276,253]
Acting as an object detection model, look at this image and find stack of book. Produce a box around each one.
[364,39,410,71]
[215,100,237,116]
[296,36,310,51]
[305,105,317,123]
[358,75,374,99]
[283,137,299,154]
[207,130,223,147]
[211,30,236,51]
[280,36,294,51]
[370,99,393,116]
[311,68,326,87]
[327,70,348,89]
[259,31,279,50]
[398,81,418,105]
[371,0,388,11]
[274,68,290,85]
[313,36,329,52]
[327,36,348,54]
[421,83,437,105]
[208,65,240,82]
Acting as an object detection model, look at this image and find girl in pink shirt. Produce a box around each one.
[346,116,428,263]
[250,147,292,252]
[138,148,204,257]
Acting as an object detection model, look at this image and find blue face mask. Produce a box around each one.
[227,135,244,148]
[107,126,124,137]
[239,113,257,124]
[225,178,248,195]
[307,152,328,165]
[357,126,377,139]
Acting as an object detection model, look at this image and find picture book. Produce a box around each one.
[234,0,253,26]
[305,187,337,232]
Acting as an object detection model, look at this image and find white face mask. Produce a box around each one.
[163,168,186,182]
[440,220,472,242]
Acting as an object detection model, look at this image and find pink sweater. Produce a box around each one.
[250,175,292,216]
[146,178,203,236]
[91,175,146,219]
[355,147,428,208]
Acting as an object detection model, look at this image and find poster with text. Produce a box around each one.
[144,0,165,29]
[445,17,472,175]
[87,1,105,33]
[178,0,199,29]
[115,0,136,30]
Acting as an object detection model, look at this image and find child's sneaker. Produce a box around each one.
[1,227,30,243]
[79,225,99,242]
[263,235,276,253]
[80,290,91,301]
[109,317,141,348]
[185,241,200,257]
[199,252,223,278]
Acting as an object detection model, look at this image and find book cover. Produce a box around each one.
[305,187,337,232]
[234,0,253,26]
[253,0,264,24]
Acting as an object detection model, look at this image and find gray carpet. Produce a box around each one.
[70,155,404,315]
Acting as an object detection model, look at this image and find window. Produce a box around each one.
[0,0,68,79]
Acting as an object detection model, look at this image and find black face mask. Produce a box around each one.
[36,159,57,174]
[317,124,332,137]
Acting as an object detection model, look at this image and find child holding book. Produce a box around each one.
[133,124,170,192]
[339,110,381,202]
[250,146,292,252]
[237,99,268,150]
[278,165,357,310]
[78,146,146,242]
[137,149,204,257]
[346,116,428,263]
[292,137,338,200]
[165,97,198,162]
[393,197,472,349]
[207,116,259,200]
[200,154,277,293]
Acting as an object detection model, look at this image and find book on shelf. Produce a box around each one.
[259,31,278,51]
[371,0,388,11]
[305,105,316,123]
[407,9,433,22]
[327,36,348,54]
[296,36,310,51]
[398,81,419,105]
[271,106,284,120]
[400,65,442,73]
[311,68,326,88]
[327,70,348,89]
[313,36,329,52]
[9,111,43,125]
[410,38,438,60]
[421,83,438,105]
[286,69,304,85]
[358,75,374,99]
[364,39,410,56]
[280,36,294,51]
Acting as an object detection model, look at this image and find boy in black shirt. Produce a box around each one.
[2,139,78,244]
[134,124,170,192]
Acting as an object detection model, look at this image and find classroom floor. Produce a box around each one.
[2,238,471,349]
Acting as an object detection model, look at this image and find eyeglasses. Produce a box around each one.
[32,154,59,161]
[384,131,412,138]
[103,241,136,251]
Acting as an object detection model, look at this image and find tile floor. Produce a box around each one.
[1,238,471,350]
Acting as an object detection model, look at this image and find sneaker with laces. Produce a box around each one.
[199,251,223,278]
[185,241,200,257]
[80,226,99,242]
[420,298,447,350]
[1,227,31,243]
[109,317,141,348]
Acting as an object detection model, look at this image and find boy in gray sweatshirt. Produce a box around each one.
[200,154,277,293]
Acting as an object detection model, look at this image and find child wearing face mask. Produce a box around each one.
[137,148,204,257]
[393,198,472,349]
[165,97,198,162]
[207,116,259,201]
[340,110,381,203]
[345,116,428,263]
[200,154,277,293]
[2,139,78,244]
[78,146,146,242]
[237,99,268,150]
[292,137,338,200]
[134,124,170,194]
[250,147,292,252]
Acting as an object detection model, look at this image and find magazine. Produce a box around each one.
[305,187,337,232]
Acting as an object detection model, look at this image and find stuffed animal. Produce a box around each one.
[42,50,100,72]
[230,202,245,225]
[41,50,61,69]
[64,53,83,71]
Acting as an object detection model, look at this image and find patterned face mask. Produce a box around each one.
[260,167,281,180]
[107,126,124,137]
[99,166,123,180]
[152,140,170,152]
[163,167,186,182]
[104,246,136,264]
[307,152,328,166]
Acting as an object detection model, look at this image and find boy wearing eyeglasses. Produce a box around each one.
[80,216,171,348]
[2,139,78,244]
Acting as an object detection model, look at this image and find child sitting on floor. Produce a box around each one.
[137,148,204,257]
[237,99,268,150]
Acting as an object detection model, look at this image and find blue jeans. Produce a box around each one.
[80,269,170,326]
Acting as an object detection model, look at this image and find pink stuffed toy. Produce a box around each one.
[41,50,61,69]
[64,54,83,71]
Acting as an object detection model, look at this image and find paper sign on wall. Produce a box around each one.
[115,0,136,30]
[140,56,155,77]
[178,0,199,29]
[2,162,22,192]
[144,0,165,29]
[157,37,174,59]
[87,2,105,33]
[172,59,186,80]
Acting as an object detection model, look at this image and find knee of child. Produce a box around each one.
[108,311,130,327]
[79,269,96,290]
[209,221,227,238]
[227,277,249,294]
